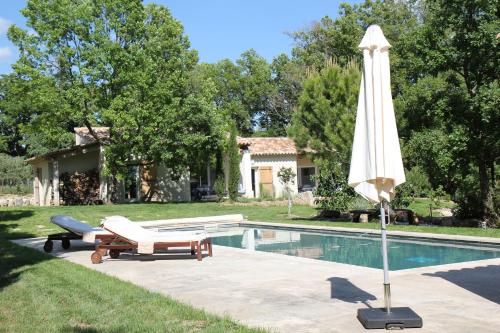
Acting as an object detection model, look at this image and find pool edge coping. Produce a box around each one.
[242,220,500,246]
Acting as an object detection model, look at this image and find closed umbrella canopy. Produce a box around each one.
[348,24,405,204]
[348,25,422,329]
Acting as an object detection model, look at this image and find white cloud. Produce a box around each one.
[0,47,13,60]
[0,17,12,34]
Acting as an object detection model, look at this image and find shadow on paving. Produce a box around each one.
[327,277,377,308]
[423,265,500,304]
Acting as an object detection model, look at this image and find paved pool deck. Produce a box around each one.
[14,231,500,333]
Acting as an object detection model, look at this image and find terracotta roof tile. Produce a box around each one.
[237,137,297,155]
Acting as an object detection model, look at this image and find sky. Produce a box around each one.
[0,0,362,75]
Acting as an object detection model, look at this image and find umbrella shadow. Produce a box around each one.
[327,277,377,308]
[423,265,500,304]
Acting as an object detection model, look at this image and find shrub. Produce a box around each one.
[227,123,240,201]
[313,160,355,213]
[213,175,226,202]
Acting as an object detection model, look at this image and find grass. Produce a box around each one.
[408,198,455,217]
[1,202,499,240]
[1,201,498,332]
[0,239,263,333]
[0,204,273,333]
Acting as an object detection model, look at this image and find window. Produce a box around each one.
[299,167,316,191]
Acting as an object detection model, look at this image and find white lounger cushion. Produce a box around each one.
[50,215,111,243]
[103,216,209,254]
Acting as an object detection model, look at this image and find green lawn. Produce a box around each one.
[1,202,498,332]
[0,239,264,333]
[1,202,498,240]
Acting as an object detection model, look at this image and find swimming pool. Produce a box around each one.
[209,225,500,270]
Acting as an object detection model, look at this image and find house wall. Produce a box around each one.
[141,164,191,202]
[250,154,298,198]
[58,150,100,174]
[31,160,52,206]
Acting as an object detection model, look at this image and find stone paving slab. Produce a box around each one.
[13,238,500,333]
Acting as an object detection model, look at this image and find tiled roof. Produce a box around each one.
[74,127,109,145]
[74,127,109,138]
[236,137,297,155]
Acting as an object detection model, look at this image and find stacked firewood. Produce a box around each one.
[59,168,101,205]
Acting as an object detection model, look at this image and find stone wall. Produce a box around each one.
[0,195,35,207]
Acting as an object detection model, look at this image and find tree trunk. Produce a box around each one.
[288,189,292,216]
[478,157,497,226]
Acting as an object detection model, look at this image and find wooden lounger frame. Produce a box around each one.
[91,233,212,264]
[44,231,112,253]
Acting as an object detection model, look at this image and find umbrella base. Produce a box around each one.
[357,307,422,329]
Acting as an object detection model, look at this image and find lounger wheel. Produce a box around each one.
[109,249,120,259]
[43,240,53,253]
[91,251,102,264]
[61,238,70,250]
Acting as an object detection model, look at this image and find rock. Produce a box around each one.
[7,199,14,207]
[0,199,7,206]
[23,198,31,206]
[15,198,23,206]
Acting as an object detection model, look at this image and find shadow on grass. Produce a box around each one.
[0,209,34,221]
[327,277,376,308]
[61,326,124,333]
[0,239,53,290]
[423,265,500,304]
[0,210,36,239]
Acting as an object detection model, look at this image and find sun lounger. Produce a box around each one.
[90,216,213,264]
[44,215,112,253]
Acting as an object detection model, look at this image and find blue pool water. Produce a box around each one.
[210,226,500,270]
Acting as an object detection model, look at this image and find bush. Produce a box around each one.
[213,175,226,202]
[347,196,375,211]
[405,166,432,197]
[313,160,355,213]
[227,123,240,201]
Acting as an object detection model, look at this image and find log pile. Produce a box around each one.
[59,168,101,205]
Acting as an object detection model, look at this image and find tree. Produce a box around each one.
[227,122,240,201]
[7,0,222,177]
[290,61,360,167]
[289,0,418,70]
[237,49,275,132]
[194,61,251,134]
[277,166,296,216]
[399,0,499,223]
[0,153,32,194]
[0,73,74,156]
[290,61,360,211]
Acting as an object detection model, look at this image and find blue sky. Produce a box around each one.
[0,0,361,74]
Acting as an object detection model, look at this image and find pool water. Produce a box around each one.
[210,226,500,270]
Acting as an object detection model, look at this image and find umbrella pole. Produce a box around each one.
[380,202,391,313]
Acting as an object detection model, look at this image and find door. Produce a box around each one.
[34,168,41,205]
[259,167,273,197]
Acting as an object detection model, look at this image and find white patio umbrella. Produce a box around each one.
[348,25,421,329]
